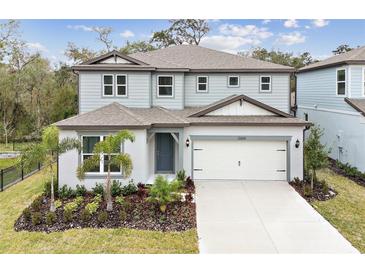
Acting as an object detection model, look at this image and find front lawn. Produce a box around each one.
[0,170,198,253]
[313,169,365,253]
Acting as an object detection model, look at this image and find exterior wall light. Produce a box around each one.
[185,138,190,147]
[295,139,300,148]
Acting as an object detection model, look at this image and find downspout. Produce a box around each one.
[292,71,298,117]
[302,125,310,180]
[73,70,80,114]
[149,72,153,107]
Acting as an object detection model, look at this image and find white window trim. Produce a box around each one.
[157,75,174,98]
[336,68,347,97]
[196,76,209,93]
[102,74,114,97]
[259,75,272,93]
[227,75,240,88]
[116,74,128,97]
[81,135,122,175]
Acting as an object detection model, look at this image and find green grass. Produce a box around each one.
[0,141,37,152]
[0,158,18,169]
[312,169,365,253]
[0,169,198,254]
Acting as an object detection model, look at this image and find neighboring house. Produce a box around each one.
[55,45,309,189]
[297,46,365,172]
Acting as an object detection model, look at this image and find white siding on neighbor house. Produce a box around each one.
[297,66,355,112]
[349,65,365,98]
[79,71,151,113]
[208,100,276,116]
[184,73,290,113]
[183,126,305,181]
[151,72,184,109]
[297,108,365,172]
[58,129,148,190]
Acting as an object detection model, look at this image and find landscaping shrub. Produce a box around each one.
[63,201,78,222]
[80,209,91,222]
[122,181,138,196]
[303,184,313,197]
[97,211,108,224]
[93,194,102,204]
[31,196,43,211]
[31,212,42,225]
[63,209,73,222]
[59,185,76,199]
[23,208,31,221]
[176,170,186,183]
[43,178,58,197]
[111,180,122,197]
[85,201,99,215]
[45,211,56,225]
[137,183,147,198]
[75,184,87,196]
[147,175,183,212]
[115,195,125,206]
[119,209,127,222]
[320,180,329,194]
[92,183,104,196]
[54,200,62,209]
[185,176,194,189]
[74,196,84,207]
[336,160,365,179]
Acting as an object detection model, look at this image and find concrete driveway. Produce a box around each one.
[195,181,358,253]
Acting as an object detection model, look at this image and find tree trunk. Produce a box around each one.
[50,165,56,212]
[311,169,315,190]
[106,162,113,211]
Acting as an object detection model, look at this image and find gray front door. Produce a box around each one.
[156,133,174,173]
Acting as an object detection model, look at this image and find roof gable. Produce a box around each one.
[81,50,148,66]
[189,94,292,118]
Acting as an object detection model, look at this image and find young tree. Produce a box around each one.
[304,125,330,190]
[77,130,135,211]
[20,125,80,211]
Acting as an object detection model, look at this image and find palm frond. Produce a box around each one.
[110,153,133,178]
[77,154,100,180]
[58,137,81,154]
[19,143,46,172]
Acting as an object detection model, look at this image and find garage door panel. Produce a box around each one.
[193,139,287,181]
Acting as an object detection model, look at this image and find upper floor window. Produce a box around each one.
[103,74,114,96]
[260,76,271,92]
[336,69,346,96]
[116,74,127,97]
[228,76,240,87]
[157,75,174,97]
[197,76,208,93]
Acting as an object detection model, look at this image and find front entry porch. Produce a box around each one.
[146,128,184,183]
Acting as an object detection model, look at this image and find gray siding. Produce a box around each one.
[297,66,354,112]
[79,71,151,113]
[184,73,290,113]
[350,65,364,98]
[151,73,184,109]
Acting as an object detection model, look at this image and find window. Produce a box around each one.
[336,69,346,96]
[103,74,114,96]
[81,136,121,174]
[260,76,271,92]
[116,74,127,97]
[228,76,239,87]
[304,113,308,121]
[197,76,208,92]
[157,76,174,97]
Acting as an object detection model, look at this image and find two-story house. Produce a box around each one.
[297,46,365,172]
[55,45,309,189]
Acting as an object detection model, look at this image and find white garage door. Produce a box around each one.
[193,139,287,181]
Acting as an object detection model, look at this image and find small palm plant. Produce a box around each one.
[77,130,135,211]
[147,175,183,213]
[20,125,80,212]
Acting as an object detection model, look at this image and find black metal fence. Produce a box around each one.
[0,162,42,191]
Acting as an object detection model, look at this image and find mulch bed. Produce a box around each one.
[14,187,196,233]
[328,158,365,188]
[289,179,337,202]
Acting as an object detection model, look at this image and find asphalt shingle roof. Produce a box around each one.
[299,46,365,72]
[345,98,365,116]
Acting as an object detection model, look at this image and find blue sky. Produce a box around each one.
[3,19,365,65]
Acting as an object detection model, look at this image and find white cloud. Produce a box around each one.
[219,24,273,39]
[312,19,329,28]
[120,30,135,38]
[262,19,271,25]
[200,35,262,53]
[26,42,48,52]
[276,32,306,46]
[284,19,299,28]
[66,24,94,32]
[305,25,311,29]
